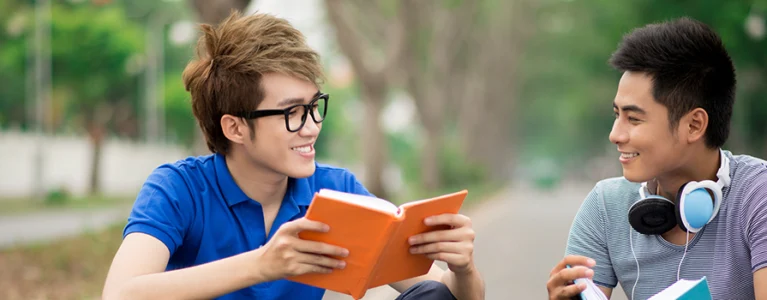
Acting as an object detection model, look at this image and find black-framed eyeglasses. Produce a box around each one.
[235,93,329,132]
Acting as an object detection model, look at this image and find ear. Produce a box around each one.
[220,114,249,145]
[684,108,708,144]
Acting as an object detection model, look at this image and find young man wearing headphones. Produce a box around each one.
[546,17,767,299]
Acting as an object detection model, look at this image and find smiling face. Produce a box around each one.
[241,73,323,178]
[609,71,692,183]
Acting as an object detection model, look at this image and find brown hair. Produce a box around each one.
[182,11,325,154]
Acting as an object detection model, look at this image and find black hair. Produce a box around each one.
[609,17,736,148]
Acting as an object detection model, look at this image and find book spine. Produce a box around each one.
[361,218,402,290]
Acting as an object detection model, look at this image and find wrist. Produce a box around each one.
[453,262,478,278]
[246,248,270,283]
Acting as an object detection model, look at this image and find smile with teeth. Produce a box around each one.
[292,145,313,153]
[621,152,639,159]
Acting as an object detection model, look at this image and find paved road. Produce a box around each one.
[0,205,132,249]
[324,181,629,300]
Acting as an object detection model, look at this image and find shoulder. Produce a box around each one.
[307,162,370,195]
[590,176,641,205]
[573,177,641,222]
[729,152,767,187]
[312,162,357,178]
[141,154,216,197]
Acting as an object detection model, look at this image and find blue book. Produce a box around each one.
[648,276,711,300]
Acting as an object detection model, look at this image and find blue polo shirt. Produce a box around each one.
[123,153,373,299]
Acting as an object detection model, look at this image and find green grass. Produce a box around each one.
[0,195,134,216]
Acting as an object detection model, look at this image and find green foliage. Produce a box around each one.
[50,3,144,112]
[517,0,767,168]
[163,70,196,146]
[44,186,71,206]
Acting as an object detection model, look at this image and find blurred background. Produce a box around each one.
[0,0,765,299]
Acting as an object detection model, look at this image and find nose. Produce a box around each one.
[299,117,321,137]
[609,118,628,145]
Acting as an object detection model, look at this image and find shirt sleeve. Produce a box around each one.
[565,183,617,288]
[123,166,193,256]
[744,171,767,272]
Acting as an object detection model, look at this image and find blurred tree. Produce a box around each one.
[323,0,406,199]
[189,0,252,26]
[324,0,537,193]
[516,0,767,176]
[0,0,33,130]
[47,2,145,195]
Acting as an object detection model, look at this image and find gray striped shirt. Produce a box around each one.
[566,150,767,299]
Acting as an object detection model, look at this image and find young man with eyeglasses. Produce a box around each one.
[101,11,484,300]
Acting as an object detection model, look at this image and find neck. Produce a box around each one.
[655,147,721,202]
[225,147,288,207]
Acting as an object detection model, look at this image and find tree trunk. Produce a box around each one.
[189,0,252,24]
[361,83,389,200]
[87,116,106,196]
[421,120,442,191]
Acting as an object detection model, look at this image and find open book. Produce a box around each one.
[286,189,468,299]
[648,277,711,300]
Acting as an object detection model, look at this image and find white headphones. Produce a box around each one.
[630,150,730,234]
[628,149,730,300]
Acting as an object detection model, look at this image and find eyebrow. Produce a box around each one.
[276,91,321,107]
[613,102,647,115]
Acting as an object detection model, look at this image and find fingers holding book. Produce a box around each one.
[254,218,350,281]
[407,213,476,274]
[546,255,596,299]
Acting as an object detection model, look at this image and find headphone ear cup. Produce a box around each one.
[629,196,677,235]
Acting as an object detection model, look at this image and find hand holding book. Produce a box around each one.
[287,189,469,299]
[408,212,476,275]
[252,218,351,282]
[546,255,598,299]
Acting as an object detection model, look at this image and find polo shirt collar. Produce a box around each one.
[287,175,314,207]
[214,153,314,208]
[214,153,251,207]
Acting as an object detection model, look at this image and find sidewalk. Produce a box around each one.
[0,205,131,249]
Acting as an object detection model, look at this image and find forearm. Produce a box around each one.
[105,250,268,300]
[441,265,485,300]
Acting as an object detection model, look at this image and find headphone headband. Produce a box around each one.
[716,149,731,189]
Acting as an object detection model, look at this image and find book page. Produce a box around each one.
[574,278,608,300]
[318,189,399,215]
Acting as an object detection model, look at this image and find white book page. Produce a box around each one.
[647,279,701,300]
[318,189,399,215]
[574,278,608,300]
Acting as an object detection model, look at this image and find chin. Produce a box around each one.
[622,168,653,183]
[286,163,316,178]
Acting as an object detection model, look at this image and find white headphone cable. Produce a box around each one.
[630,226,639,300]
[677,230,690,281]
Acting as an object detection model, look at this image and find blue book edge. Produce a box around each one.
[678,276,711,300]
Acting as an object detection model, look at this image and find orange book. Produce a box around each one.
[287,189,468,299]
